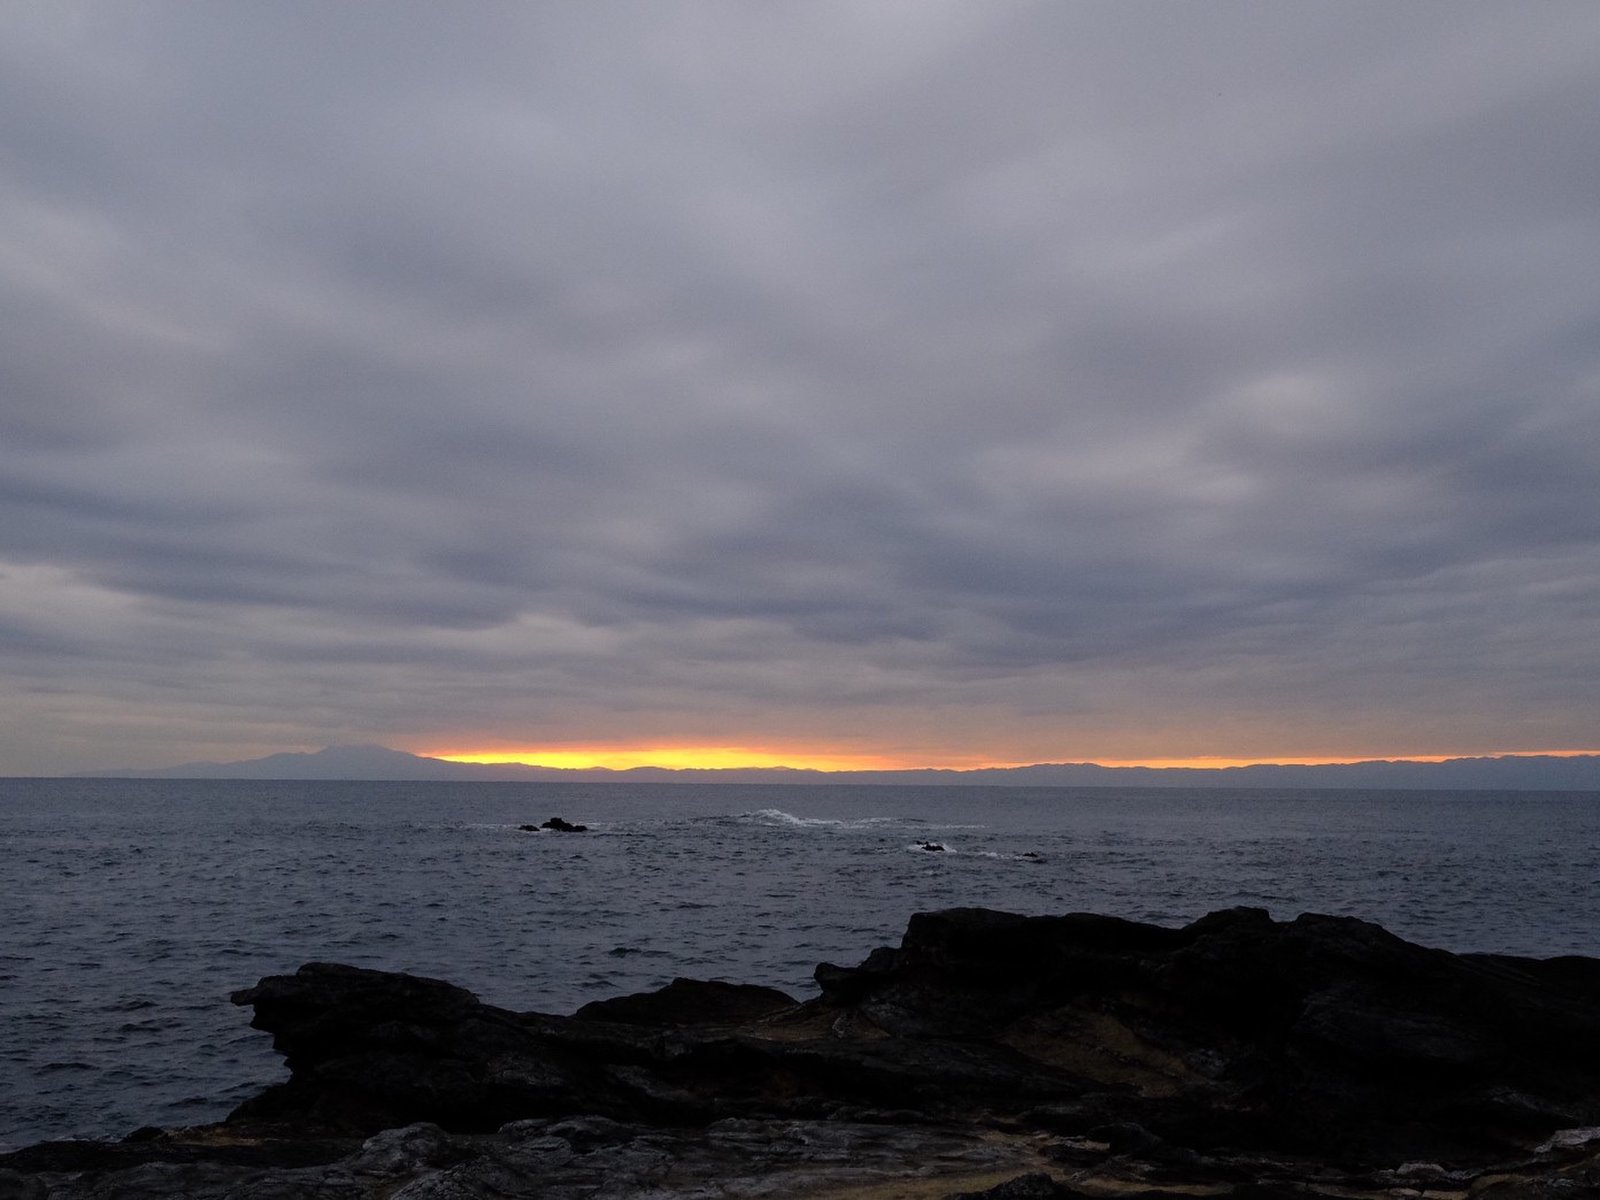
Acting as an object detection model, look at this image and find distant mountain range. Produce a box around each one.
[75,743,1600,790]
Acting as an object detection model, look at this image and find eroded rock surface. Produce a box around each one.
[7,907,1600,1197]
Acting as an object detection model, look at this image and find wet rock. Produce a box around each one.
[1537,1125,1600,1154]
[10,1119,1056,1200]
[539,817,587,833]
[945,1172,1077,1199]
[348,1123,461,1176]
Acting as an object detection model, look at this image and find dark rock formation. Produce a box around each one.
[8,907,1600,1198]
[574,977,796,1026]
[809,906,1600,1164]
[539,817,587,832]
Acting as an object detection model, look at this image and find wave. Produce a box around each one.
[738,808,899,830]
[903,843,1048,863]
[738,809,985,832]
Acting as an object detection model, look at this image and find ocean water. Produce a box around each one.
[3,778,1598,1152]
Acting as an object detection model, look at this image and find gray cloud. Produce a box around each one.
[2,1,1599,773]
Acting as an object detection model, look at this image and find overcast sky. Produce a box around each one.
[3,2,1598,774]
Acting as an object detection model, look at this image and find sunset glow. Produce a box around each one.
[427,746,929,772]
[425,746,1600,773]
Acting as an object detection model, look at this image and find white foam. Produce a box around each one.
[739,809,898,830]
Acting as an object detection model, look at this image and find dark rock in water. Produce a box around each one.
[517,817,588,832]
[919,840,947,851]
[10,908,1600,1198]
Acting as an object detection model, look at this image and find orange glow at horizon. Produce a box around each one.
[426,745,936,772]
[424,744,1600,772]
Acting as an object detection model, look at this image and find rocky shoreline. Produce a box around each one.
[5,906,1600,1198]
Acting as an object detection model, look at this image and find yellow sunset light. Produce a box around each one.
[425,745,1600,773]
[425,745,927,772]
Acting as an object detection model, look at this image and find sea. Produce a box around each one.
[3,778,1599,1153]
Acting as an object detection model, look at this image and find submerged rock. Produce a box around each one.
[9,907,1600,1197]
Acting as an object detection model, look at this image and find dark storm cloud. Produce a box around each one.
[2,1,1599,772]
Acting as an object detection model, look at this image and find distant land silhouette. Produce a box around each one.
[74,743,1600,790]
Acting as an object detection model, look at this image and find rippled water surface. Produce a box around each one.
[3,779,1598,1150]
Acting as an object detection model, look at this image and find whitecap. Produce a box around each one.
[737,809,899,830]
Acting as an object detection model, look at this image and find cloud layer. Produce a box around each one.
[3,2,1599,772]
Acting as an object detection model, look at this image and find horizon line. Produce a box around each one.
[421,747,1600,773]
[43,744,1600,781]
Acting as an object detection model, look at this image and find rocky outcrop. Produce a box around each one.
[516,817,588,832]
[7,907,1600,1198]
[540,817,587,832]
[810,906,1600,1164]
[573,977,796,1026]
